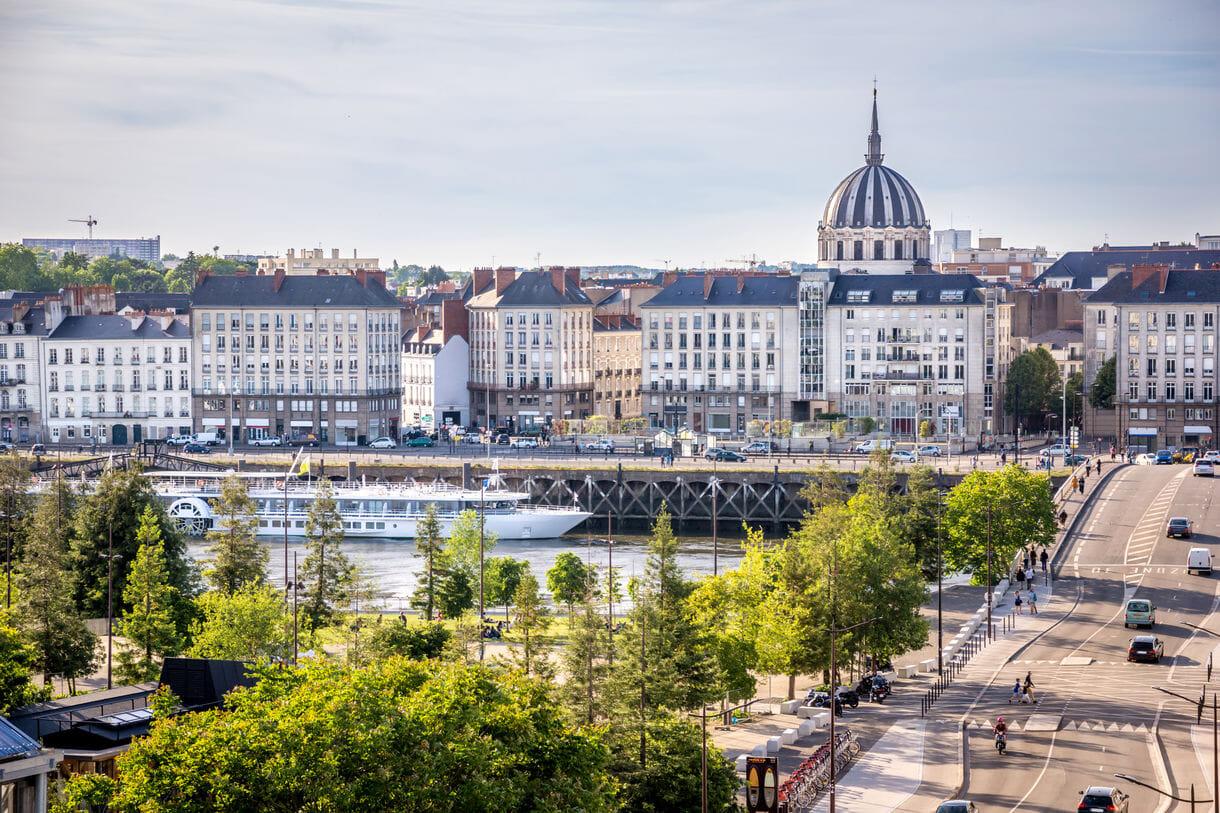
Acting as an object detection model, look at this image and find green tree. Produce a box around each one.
[547,552,591,625]
[15,490,98,692]
[507,571,552,678]
[562,596,611,725]
[858,416,876,435]
[899,465,944,579]
[188,586,292,662]
[1004,347,1061,428]
[420,264,449,286]
[116,507,181,682]
[72,467,197,627]
[0,244,46,290]
[604,712,738,813]
[436,567,475,619]
[943,465,1057,582]
[446,507,498,614]
[919,419,935,439]
[72,659,617,812]
[410,503,446,620]
[0,615,48,712]
[365,620,450,661]
[1090,355,1116,409]
[485,557,528,622]
[299,480,350,632]
[203,474,267,594]
[0,451,32,576]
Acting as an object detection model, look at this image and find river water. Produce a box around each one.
[187,530,749,612]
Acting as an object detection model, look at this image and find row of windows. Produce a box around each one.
[47,396,189,418]
[48,347,187,365]
[1129,357,1216,376]
[198,378,380,396]
[844,364,966,381]
[846,328,966,343]
[199,398,399,413]
[1123,311,1217,330]
[199,312,399,333]
[200,334,392,353]
[1127,333,1216,354]
[843,309,967,321]
[0,343,27,359]
[47,370,188,391]
[199,356,368,374]
[846,347,965,361]
[647,312,776,331]
[647,352,776,371]
[647,332,776,350]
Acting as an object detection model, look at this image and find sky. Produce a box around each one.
[2,0,1218,271]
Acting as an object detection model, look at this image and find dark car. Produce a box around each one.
[496,434,511,445]
[405,437,435,447]
[183,443,210,454]
[705,449,747,462]
[935,802,978,813]
[741,441,778,454]
[1166,517,1193,538]
[1127,635,1164,663]
[1078,786,1129,812]
[30,444,45,455]
[290,436,320,447]
[1155,449,1174,465]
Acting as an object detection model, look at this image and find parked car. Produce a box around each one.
[705,449,747,462]
[583,439,615,453]
[1078,786,1129,813]
[1203,450,1220,463]
[369,437,397,449]
[1040,444,1070,458]
[891,450,919,463]
[1166,517,1194,538]
[741,441,778,454]
[917,445,944,457]
[511,437,539,449]
[1065,454,1087,465]
[183,443,210,454]
[853,439,893,454]
[1194,460,1215,477]
[1155,449,1174,464]
[250,436,282,447]
[167,434,192,446]
[1127,635,1164,664]
[191,431,222,446]
[405,437,435,447]
[496,434,510,445]
[290,436,320,447]
[462,433,484,444]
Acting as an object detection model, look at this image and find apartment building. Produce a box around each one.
[401,299,470,431]
[257,247,380,276]
[639,274,800,434]
[0,300,46,443]
[467,267,594,430]
[1084,264,1220,450]
[824,274,1010,440]
[592,313,642,421]
[29,285,191,445]
[940,238,1053,286]
[190,270,402,445]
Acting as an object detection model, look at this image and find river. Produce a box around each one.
[187,530,750,612]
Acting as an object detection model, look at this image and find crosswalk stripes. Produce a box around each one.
[970,717,1150,733]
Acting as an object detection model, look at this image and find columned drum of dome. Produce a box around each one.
[817,90,931,274]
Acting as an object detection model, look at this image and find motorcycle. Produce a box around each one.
[994,731,1007,754]
[807,687,860,709]
[856,676,891,703]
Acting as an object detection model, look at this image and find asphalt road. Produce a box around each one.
[960,462,1220,812]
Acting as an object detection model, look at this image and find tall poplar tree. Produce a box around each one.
[409,504,446,620]
[117,507,181,682]
[203,474,267,593]
[300,480,350,632]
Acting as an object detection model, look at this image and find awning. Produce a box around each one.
[202,418,225,427]
[244,418,269,428]
[1185,425,1212,434]
[1127,427,1158,436]
[290,420,313,428]
[335,419,358,428]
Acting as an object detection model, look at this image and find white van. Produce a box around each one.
[191,431,221,446]
[1187,548,1213,576]
[854,439,894,454]
[1123,598,1156,628]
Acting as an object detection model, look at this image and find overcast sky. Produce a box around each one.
[2,0,1217,270]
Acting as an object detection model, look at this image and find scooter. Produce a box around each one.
[994,731,1007,754]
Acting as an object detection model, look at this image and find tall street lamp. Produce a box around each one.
[478,474,486,662]
[100,520,123,690]
[286,552,303,664]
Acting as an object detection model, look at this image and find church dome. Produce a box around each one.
[821,91,927,230]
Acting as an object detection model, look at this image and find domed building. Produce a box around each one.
[818,91,931,273]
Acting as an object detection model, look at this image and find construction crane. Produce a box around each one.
[69,215,98,239]
[725,254,765,271]
[655,259,672,271]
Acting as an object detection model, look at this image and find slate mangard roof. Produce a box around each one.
[827,273,986,306]
[1033,248,1220,289]
[1087,269,1220,305]
[642,276,799,308]
[46,315,190,340]
[191,274,401,308]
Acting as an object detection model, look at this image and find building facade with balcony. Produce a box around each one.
[1083,264,1220,451]
[190,270,402,446]
[639,274,800,434]
[823,274,1010,441]
[592,313,642,422]
[0,301,47,443]
[401,329,470,432]
[39,313,192,444]
[467,267,594,430]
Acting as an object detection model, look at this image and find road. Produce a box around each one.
[960,462,1220,811]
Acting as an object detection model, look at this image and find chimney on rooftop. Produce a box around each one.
[332,248,339,259]
[737,274,746,294]
[1131,263,1168,292]
[287,249,295,259]
[495,267,515,295]
[551,267,567,296]
[274,268,286,292]
[662,271,677,288]
[704,275,715,298]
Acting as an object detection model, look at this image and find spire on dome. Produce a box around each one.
[865,87,884,166]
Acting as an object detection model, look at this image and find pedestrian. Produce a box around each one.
[1078,477,1085,495]
[1001,451,1007,466]
[1016,568,1026,588]
[1040,549,1049,571]
[1110,444,1116,461]
[1058,509,1068,527]
[1070,475,1079,492]
[1010,678,1022,704]
[1028,586,1038,615]
[1026,566,1036,587]
[1023,671,1036,704]
[1014,590,1024,614]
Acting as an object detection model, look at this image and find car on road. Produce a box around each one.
[369,437,397,449]
[495,434,510,445]
[1194,459,1215,477]
[1065,453,1087,465]
[1124,598,1156,628]
[1188,547,1213,575]
[1040,444,1070,458]
[1078,786,1129,813]
[583,439,614,453]
[1127,635,1165,663]
[250,436,282,447]
[1204,450,1220,463]
[510,437,538,449]
[183,443,210,454]
[1155,449,1174,464]
[853,439,893,454]
[917,445,944,457]
[705,449,747,462]
[741,441,778,454]
[405,436,435,448]
[1166,517,1193,538]
[30,444,45,455]
[462,433,484,444]
[891,450,919,463]
[167,434,192,446]
[934,802,978,813]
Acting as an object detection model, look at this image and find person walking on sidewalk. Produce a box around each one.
[1028,586,1038,615]
[1025,565,1035,586]
[1041,549,1049,571]
[1071,474,1079,493]
[1010,679,1022,704]
[1016,567,1026,589]
[1023,672,1037,704]
[1014,590,1024,615]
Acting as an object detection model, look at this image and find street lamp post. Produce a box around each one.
[986,506,994,640]
[1114,772,1209,813]
[711,458,718,576]
[100,521,122,691]
[479,475,486,662]
[937,502,944,673]
[286,552,303,664]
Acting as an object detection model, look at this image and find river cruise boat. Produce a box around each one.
[148,471,590,540]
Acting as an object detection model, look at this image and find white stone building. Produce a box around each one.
[401,327,470,431]
[0,299,46,443]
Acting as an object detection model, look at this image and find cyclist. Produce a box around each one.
[993,716,1008,750]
